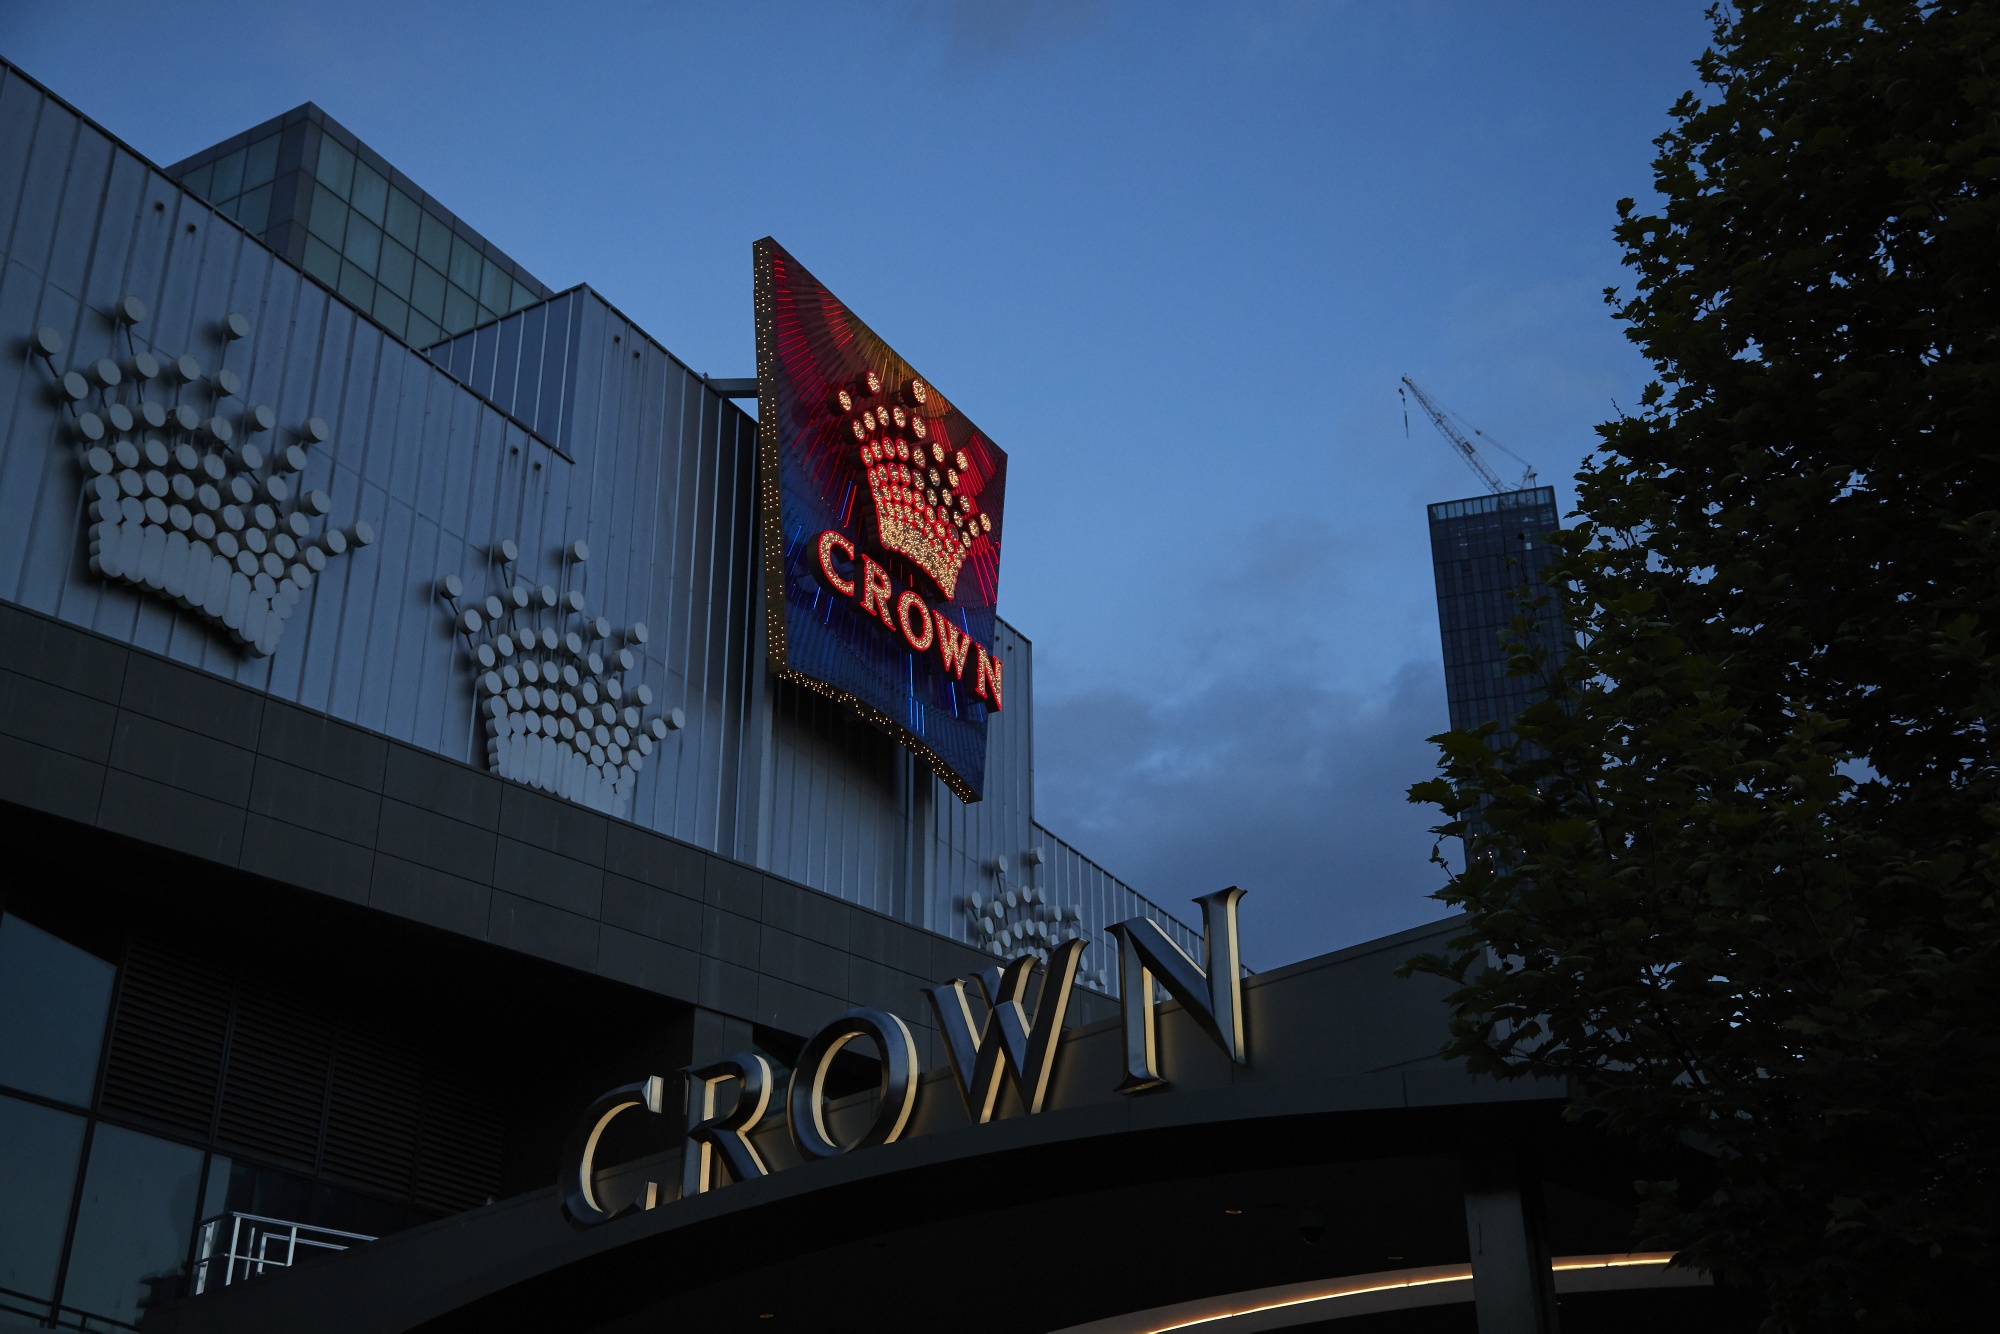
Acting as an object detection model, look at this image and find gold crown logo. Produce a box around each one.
[840,371,989,601]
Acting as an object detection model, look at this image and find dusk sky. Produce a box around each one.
[9,1,1714,968]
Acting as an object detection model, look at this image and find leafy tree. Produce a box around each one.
[1407,2,2000,1328]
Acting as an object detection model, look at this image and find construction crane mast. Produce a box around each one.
[1399,376,1536,494]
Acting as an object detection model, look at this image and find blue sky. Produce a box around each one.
[7,1,1714,966]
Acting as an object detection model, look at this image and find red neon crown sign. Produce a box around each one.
[839,371,989,602]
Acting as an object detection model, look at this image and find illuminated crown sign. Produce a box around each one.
[436,541,682,819]
[31,304,371,657]
[754,237,1010,802]
[842,372,990,601]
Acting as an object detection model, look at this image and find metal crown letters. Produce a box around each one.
[925,938,1085,1122]
[559,892,1247,1226]
[1106,887,1247,1093]
[681,1054,774,1197]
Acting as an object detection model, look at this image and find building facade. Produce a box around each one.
[1426,486,1566,753]
[0,59,1194,1329]
[0,59,1754,1334]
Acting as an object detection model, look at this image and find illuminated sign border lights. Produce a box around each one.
[753,238,1008,803]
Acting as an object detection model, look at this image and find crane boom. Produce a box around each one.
[1400,376,1508,493]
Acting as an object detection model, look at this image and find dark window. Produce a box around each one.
[337,262,376,312]
[350,163,388,225]
[383,188,421,249]
[307,187,348,249]
[478,259,509,312]
[233,183,273,234]
[410,262,447,322]
[442,285,477,335]
[178,162,213,200]
[0,914,115,1106]
[343,215,382,272]
[243,135,279,191]
[377,239,416,297]
[447,234,480,292]
[416,210,451,272]
[302,237,342,287]
[407,315,443,348]
[60,1124,205,1327]
[314,136,355,198]
[0,1094,87,1305]
[373,290,410,340]
[210,147,246,201]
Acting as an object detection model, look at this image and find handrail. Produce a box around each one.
[190,1211,376,1295]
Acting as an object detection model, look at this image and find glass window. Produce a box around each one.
[0,914,115,1106]
[0,1094,86,1304]
[350,163,388,225]
[302,236,342,287]
[343,215,382,272]
[307,185,348,248]
[233,183,273,234]
[314,136,355,198]
[478,260,509,313]
[407,314,443,348]
[243,135,279,191]
[338,263,376,312]
[372,288,410,340]
[179,162,213,200]
[210,147,246,201]
[446,234,480,292]
[416,209,451,271]
[376,238,416,297]
[511,278,538,312]
[441,285,477,335]
[410,262,447,322]
[61,1125,204,1327]
[476,304,497,327]
[383,188,421,249]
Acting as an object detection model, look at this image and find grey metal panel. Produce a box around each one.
[0,75,683,865]
[0,59,1174,962]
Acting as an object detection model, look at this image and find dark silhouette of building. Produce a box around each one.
[1427,485,1566,754]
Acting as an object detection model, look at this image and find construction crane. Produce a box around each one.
[1399,377,1537,494]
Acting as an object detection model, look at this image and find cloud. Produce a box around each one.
[1035,652,1459,972]
[899,0,1114,65]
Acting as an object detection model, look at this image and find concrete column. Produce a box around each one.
[1462,1144,1560,1334]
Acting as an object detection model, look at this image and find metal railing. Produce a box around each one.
[189,1212,375,1294]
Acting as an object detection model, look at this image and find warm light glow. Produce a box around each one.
[1135,1254,1680,1333]
[1145,1270,1472,1333]
[974,644,1003,710]
[897,589,935,652]
[1551,1252,1678,1272]
[934,614,973,679]
[817,530,856,596]
[859,555,895,625]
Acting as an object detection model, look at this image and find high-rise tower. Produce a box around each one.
[1426,485,1565,755]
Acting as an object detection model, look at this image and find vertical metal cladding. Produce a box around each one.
[0,58,1202,954]
[0,62,757,861]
